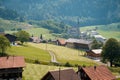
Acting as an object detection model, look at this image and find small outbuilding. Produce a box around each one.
[86,49,102,59]
[0,56,26,80]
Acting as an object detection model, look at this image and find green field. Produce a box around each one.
[80,23,120,40]
[28,43,101,66]
[7,45,51,63]
[23,63,68,80]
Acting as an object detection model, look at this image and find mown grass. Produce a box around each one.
[23,63,68,80]
[7,45,51,63]
[28,43,101,66]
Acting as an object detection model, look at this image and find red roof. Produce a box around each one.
[58,39,66,45]
[82,65,116,80]
[42,69,80,80]
[0,56,26,69]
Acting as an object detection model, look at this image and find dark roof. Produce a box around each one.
[42,68,80,80]
[82,65,116,80]
[0,56,26,69]
[4,34,17,42]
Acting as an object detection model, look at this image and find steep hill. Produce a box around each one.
[1,0,120,26]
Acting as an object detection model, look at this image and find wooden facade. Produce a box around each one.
[86,49,102,59]
[66,38,92,50]
[0,68,23,80]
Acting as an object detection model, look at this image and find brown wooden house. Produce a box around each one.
[41,68,80,80]
[66,38,92,50]
[0,56,26,80]
[78,65,116,80]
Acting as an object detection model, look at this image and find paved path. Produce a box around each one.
[48,50,58,63]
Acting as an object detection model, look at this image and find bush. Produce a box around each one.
[34,59,40,64]
[64,62,73,67]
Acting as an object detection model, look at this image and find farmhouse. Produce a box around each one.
[41,68,80,80]
[0,56,25,80]
[66,38,92,50]
[78,65,116,80]
[86,49,102,59]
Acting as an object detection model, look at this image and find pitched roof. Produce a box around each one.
[0,56,26,69]
[82,65,116,80]
[91,49,102,54]
[66,38,92,45]
[42,68,80,80]
[58,39,66,45]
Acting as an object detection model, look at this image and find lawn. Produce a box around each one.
[7,45,51,63]
[28,43,101,66]
[23,63,67,80]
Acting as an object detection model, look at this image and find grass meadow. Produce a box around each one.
[28,43,101,66]
[7,45,51,63]
[23,63,68,80]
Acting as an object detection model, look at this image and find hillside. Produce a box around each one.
[1,0,120,26]
[0,18,33,30]
[80,22,120,40]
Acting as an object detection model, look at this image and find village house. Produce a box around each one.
[0,33,17,44]
[4,34,17,43]
[56,39,66,46]
[93,35,106,43]
[78,65,116,80]
[41,68,80,80]
[66,38,92,50]
[0,56,26,80]
[30,36,41,43]
[86,49,102,60]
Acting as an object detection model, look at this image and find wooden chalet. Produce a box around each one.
[0,56,26,80]
[66,38,92,50]
[41,68,80,80]
[86,49,102,59]
[78,65,116,80]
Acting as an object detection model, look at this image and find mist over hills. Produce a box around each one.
[1,0,120,26]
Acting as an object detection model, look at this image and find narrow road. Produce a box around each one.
[48,50,58,63]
